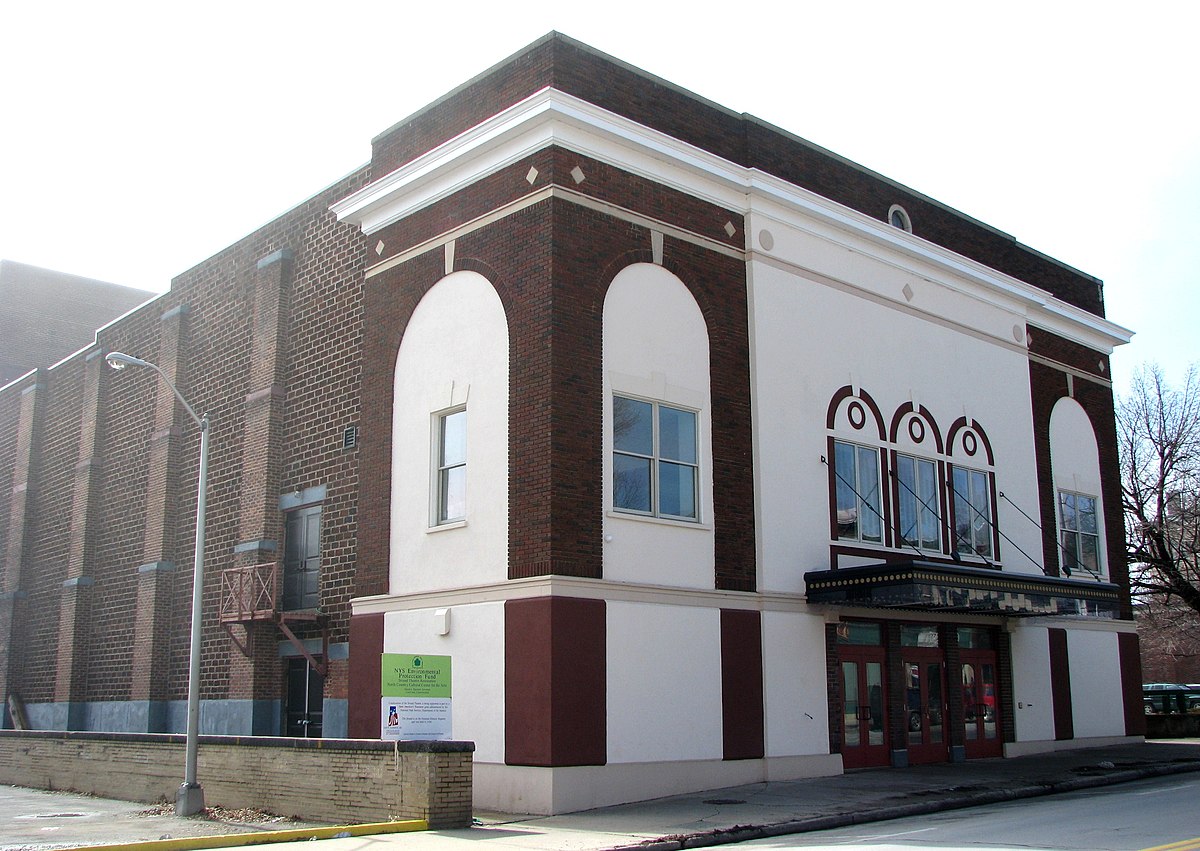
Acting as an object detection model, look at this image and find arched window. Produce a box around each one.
[946,417,998,562]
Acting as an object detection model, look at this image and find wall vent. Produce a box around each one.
[342,425,359,450]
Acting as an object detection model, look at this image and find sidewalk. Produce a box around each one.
[5,740,1200,851]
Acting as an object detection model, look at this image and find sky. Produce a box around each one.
[2,1,1196,394]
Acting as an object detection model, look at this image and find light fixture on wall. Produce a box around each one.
[106,351,210,817]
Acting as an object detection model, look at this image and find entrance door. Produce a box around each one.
[904,653,948,764]
[840,647,888,768]
[284,658,324,738]
[961,651,1002,758]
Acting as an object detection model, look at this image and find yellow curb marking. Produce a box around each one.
[58,819,429,851]
[1140,838,1200,851]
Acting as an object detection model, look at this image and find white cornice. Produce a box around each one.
[332,87,1132,351]
[350,575,810,615]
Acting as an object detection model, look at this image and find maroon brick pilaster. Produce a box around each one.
[1048,628,1074,740]
[347,612,384,738]
[1118,631,1146,736]
[228,248,295,715]
[0,373,47,712]
[720,609,764,760]
[505,596,606,766]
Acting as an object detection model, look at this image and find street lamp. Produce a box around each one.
[106,351,209,816]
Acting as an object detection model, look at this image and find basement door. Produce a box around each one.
[284,657,324,738]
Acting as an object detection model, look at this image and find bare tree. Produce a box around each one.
[1119,363,1200,616]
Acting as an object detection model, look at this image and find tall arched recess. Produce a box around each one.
[1048,396,1106,580]
[601,262,714,589]
[390,270,510,595]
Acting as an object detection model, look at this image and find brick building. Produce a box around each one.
[0,260,153,385]
[0,33,1141,814]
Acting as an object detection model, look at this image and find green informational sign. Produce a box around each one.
[382,654,452,698]
[380,654,452,741]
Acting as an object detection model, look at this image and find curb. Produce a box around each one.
[57,818,428,851]
[607,760,1200,850]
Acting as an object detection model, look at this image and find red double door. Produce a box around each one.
[840,646,1001,767]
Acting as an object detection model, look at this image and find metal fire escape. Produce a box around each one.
[219,564,328,676]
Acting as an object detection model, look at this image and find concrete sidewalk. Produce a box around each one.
[5,740,1200,851]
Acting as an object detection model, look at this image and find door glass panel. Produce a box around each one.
[837,622,882,645]
[906,662,923,745]
[927,662,943,744]
[842,661,860,747]
[901,625,940,647]
[866,662,884,746]
[962,663,978,741]
[982,663,997,740]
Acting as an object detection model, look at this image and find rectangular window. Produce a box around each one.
[283,505,321,611]
[833,439,882,543]
[1059,490,1101,576]
[896,453,941,551]
[951,466,994,559]
[435,408,466,524]
[613,395,698,520]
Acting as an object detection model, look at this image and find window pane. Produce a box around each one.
[836,622,882,645]
[834,441,859,539]
[1061,530,1079,573]
[659,461,697,519]
[614,453,652,512]
[440,410,466,467]
[613,396,653,455]
[1080,533,1100,574]
[866,663,884,746]
[658,406,696,464]
[917,459,940,549]
[842,662,860,747]
[1060,491,1077,531]
[439,466,466,521]
[897,455,917,545]
[1078,495,1097,534]
[857,446,881,542]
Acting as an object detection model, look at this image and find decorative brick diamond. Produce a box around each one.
[526,167,539,184]
[375,240,385,256]
[571,166,586,184]
[902,283,914,302]
[724,221,736,238]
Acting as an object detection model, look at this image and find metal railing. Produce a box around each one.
[219,563,278,623]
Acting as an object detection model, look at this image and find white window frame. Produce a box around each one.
[431,406,467,527]
[833,439,884,544]
[950,464,995,560]
[612,394,700,522]
[1058,489,1103,577]
[895,452,942,552]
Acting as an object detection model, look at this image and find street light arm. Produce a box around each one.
[106,351,204,429]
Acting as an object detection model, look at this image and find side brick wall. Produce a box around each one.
[0,731,473,827]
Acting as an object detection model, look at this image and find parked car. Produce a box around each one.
[1142,683,1200,715]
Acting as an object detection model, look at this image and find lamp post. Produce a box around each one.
[106,351,209,816]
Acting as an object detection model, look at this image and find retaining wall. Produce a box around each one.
[0,730,473,827]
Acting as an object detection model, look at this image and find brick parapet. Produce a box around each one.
[370,33,1102,316]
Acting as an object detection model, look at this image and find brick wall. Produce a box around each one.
[0,730,472,827]
[0,165,371,724]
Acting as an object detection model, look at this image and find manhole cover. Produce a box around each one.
[702,799,745,805]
